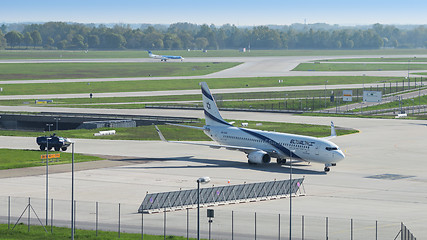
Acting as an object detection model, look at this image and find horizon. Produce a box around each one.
[2,0,427,26]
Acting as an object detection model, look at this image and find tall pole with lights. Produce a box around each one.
[197,177,210,240]
[70,142,75,239]
[289,149,295,240]
[45,135,51,226]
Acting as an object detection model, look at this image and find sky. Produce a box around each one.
[1,0,427,26]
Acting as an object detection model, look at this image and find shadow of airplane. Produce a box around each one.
[116,156,326,175]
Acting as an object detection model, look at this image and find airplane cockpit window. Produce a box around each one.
[326,147,338,151]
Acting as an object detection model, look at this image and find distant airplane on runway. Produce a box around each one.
[147,50,183,62]
[155,82,345,172]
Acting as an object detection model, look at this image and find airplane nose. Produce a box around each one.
[336,150,345,161]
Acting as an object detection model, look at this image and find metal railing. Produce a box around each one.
[139,178,305,213]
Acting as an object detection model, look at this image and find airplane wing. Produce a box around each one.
[155,125,260,153]
[322,121,337,140]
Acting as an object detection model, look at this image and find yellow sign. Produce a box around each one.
[41,153,61,159]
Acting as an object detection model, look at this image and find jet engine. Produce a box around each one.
[247,151,271,164]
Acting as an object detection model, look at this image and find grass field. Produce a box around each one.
[0,120,358,142]
[349,94,427,113]
[0,76,401,96]
[293,62,427,71]
[0,62,240,80]
[0,148,104,170]
[2,49,427,59]
[0,223,188,240]
[317,57,427,62]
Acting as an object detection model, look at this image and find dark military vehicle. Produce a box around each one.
[36,134,72,151]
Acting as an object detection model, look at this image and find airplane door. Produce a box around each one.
[315,145,320,155]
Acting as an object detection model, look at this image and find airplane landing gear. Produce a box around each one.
[324,163,335,172]
[276,158,286,165]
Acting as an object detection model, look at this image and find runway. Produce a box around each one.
[0,110,426,237]
[0,54,426,238]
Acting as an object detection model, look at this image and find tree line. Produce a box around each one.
[0,22,427,50]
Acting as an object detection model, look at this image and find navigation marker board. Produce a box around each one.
[363,91,382,102]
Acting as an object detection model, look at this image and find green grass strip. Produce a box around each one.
[317,57,426,62]
[0,223,190,240]
[0,120,358,142]
[0,76,400,95]
[293,63,427,71]
[0,149,103,170]
[0,62,240,80]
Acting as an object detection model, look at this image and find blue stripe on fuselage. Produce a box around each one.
[239,128,302,159]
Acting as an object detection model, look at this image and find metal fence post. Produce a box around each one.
[74,200,76,234]
[278,213,280,240]
[186,208,189,240]
[96,202,98,237]
[164,208,166,240]
[28,197,30,232]
[231,211,234,240]
[118,203,121,238]
[255,212,257,240]
[376,220,378,240]
[51,198,53,233]
[351,218,353,240]
[141,208,144,240]
[8,196,10,230]
[302,215,304,240]
[326,217,329,240]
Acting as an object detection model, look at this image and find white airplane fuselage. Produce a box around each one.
[155,81,346,172]
[204,125,345,165]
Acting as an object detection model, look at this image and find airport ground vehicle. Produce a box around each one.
[36,134,71,151]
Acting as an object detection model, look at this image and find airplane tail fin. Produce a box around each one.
[322,121,337,140]
[330,121,336,137]
[200,82,231,127]
[147,50,153,56]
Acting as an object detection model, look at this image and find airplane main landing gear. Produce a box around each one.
[324,167,330,172]
[276,158,286,165]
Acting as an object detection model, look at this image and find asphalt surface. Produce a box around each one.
[0,110,427,238]
[0,54,426,238]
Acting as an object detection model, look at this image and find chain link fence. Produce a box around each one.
[0,195,414,239]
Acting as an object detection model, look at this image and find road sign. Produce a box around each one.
[41,153,60,159]
[363,91,382,102]
[343,90,353,102]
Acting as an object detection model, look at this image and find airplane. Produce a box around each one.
[155,82,345,172]
[147,50,184,62]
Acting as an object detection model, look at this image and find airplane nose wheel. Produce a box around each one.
[324,167,330,172]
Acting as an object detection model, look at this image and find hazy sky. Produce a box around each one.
[2,0,427,26]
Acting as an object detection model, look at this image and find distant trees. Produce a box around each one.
[2,22,427,50]
[23,32,33,48]
[0,30,6,49]
[31,30,42,48]
[5,31,23,48]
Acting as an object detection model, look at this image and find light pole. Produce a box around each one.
[324,81,328,108]
[408,60,411,81]
[54,118,60,131]
[289,149,295,240]
[46,123,53,132]
[45,136,51,227]
[70,142,75,240]
[197,177,210,240]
